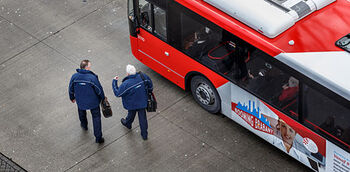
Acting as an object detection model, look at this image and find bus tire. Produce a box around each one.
[190,75,221,114]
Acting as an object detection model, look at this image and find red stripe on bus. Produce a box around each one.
[281,99,297,110]
[304,120,350,149]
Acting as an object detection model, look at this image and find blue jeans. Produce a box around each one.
[78,106,102,141]
[125,109,148,138]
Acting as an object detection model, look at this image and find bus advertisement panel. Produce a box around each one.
[218,82,350,172]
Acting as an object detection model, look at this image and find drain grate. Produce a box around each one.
[0,153,26,172]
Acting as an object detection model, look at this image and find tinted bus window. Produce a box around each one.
[139,0,152,31]
[153,6,167,40]
[303,85,350,147]
[180,12,222,60]
[239,50,299,120]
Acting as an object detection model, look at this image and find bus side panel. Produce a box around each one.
[135,29,185,88]
[217,82,328,172]
[134,29,228,89]
[164,38,228,89]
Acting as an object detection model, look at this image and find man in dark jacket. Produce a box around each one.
[112,64,153,140]
[69,60,105,143]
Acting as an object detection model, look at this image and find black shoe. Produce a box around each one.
[142,135,148,140]
[80,124,88,131]
[121,118,131,129]
[96,137,105,144]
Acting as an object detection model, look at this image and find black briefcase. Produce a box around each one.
[101,97,112,118]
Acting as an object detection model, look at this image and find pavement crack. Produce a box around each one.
[0,41,41,66]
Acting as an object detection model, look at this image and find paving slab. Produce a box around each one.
[0,0,114,40]
[0,16,38,64]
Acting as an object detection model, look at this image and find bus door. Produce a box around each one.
[136,0,184,85]
[128,0,139,56]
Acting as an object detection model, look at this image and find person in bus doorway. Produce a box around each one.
[68,60,105,144]
[112,64,153,140]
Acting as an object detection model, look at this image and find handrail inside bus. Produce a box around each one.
[288,110,349,149]
[281,99,297,110]
[208,41,235,60]
[305,120,350,149]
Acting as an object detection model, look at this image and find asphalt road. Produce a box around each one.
[0,0,312,171]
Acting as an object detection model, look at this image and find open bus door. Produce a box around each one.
[131,0,184,86]
[127,0,139,57]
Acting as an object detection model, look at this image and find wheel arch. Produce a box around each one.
[185,71,212,92]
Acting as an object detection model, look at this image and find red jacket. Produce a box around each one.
[279,86,299,102]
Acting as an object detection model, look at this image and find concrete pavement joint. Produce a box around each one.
[0,0,116,66]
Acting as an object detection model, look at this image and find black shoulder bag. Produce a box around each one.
[139,72,157,112]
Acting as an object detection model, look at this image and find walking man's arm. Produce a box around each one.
[92,77,105,101]
[145,74,153,92]
[112,77,128,97]
[68,76,76,103]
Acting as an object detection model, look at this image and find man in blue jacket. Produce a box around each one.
[112,64,153,140]
[69,60,105,143]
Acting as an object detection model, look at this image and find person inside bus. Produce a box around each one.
[183,27,215,58]
[141,12,149,27]
[139,1,151,30]
[279,76,299,102]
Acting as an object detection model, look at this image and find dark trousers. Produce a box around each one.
[125,109,148,138]
[78,106,102,141]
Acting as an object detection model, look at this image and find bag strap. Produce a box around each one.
[138,72,149,91]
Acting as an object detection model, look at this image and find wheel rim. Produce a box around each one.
[195,83,215,105]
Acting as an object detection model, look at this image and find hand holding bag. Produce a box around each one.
[101,97,113,118]
[139,72,157,112]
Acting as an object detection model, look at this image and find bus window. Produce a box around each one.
[180,11,222,56]
[153,6,167,40]
[239,50,299,120]
[139,0,152,31]
[128,0,134,21]
[180,11,231,74]
[303,86,350,147]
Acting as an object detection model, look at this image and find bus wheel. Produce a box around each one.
[190,76,221,114]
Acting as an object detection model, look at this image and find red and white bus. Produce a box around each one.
[127,0,350,171]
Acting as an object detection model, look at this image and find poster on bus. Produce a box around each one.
[326,141,350,172]
[219,83,329,171]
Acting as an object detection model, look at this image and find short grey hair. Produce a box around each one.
[288,77,299,88]
[126,64,136,75]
